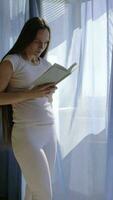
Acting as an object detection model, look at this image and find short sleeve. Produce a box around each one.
[3,54,20,72]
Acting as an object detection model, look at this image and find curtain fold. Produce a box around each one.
[25,0,41,20]
[106,49,113,200]
[105,0,113,199]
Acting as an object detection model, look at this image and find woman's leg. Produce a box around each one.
[24,184,32,200]
[17,144,52,200]
[43,129,57,180]
[12,125,56,200]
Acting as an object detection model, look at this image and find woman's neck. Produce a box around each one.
[21,53,40,64]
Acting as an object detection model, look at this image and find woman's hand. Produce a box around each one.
[0,83,57,105]
[30,83,57,98]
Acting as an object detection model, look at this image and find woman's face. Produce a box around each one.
[24,28,50,59]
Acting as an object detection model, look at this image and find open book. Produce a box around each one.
[30,62,78,88]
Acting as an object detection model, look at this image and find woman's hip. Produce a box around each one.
[12,123,57,151]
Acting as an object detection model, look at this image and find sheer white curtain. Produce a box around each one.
[0,0,27,59]
[0,1,27,199]
[41,0,113,199]
[106,1,113,200]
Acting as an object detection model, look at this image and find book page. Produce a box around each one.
[30,62,78,88]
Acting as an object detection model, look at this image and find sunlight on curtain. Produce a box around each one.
[0,0,26,59]
[41,0,110,199]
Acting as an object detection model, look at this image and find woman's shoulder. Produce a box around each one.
[3,54,21,72]
[3,53,20,63]
[4,53,20,63]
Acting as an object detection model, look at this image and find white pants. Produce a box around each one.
[12,124,57,200]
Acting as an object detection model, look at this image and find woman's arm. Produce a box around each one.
[0,60,57,105]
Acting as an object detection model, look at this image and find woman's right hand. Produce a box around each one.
[30,83,57,98]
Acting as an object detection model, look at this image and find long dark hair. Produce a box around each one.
[1,17,51,146]
[3,17,51,60]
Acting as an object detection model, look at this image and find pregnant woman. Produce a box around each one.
[0,17,57,200]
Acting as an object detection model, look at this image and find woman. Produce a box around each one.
[0,17,57,200]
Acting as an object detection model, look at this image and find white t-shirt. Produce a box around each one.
[4,54,55,125]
